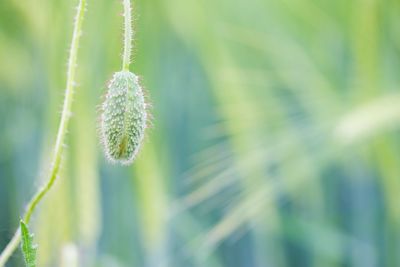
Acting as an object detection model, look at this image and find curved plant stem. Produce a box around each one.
[0,0,87,265]
[122,0,133,71]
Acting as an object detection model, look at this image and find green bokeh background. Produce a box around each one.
[1,0,400,266]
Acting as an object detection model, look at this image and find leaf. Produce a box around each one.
[20,220,37,267]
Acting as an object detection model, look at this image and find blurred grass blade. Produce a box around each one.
[334,94,400,144]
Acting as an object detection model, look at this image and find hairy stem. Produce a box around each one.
[0,0,87,265]
[122,0,133,71]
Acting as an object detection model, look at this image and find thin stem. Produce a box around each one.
[0,0,87,265]
[122,0,133,71]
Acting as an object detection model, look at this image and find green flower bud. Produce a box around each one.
[101,71,147,165]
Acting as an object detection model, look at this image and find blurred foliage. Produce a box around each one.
[1,0,400,266]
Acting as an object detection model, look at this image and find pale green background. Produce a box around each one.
[0,0,400,266]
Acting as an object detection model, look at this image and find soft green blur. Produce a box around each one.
[1,0,400,266]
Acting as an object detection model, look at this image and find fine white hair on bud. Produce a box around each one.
[101,71,147,165]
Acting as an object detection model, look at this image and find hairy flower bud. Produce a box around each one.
[101,71,147,165]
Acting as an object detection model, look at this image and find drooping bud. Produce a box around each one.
[101,71,147,165]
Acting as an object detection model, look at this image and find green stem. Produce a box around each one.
[0,0,87,265]
[122,0,133,71]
